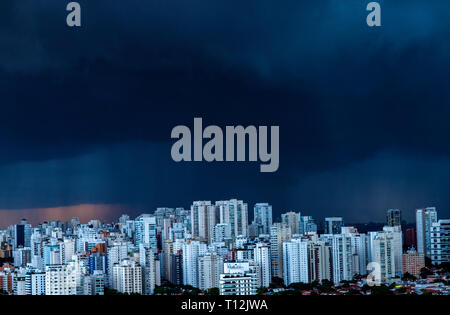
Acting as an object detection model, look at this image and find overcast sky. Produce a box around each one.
[1,0,450,226]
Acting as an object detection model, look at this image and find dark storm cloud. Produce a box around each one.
[0,0,450,221]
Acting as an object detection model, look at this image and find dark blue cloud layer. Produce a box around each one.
[0,0,450,221]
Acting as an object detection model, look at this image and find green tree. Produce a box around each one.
[370,284,394,296]
[420,267,433,279]
[401,272,417,282]
[104,288,125,295]
[257,287,268,295]
[269,276,285,288]
[396,287,407,294]
[318,280,335,293]
[206,287,219,295]
[345,289,360,295]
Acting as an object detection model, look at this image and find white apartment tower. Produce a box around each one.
[191,201,217,243]
[270,223,291,279]
[382,225,403,277]
[112,259,143,294]
[253,243,272,288]
[308,241,332,283]
[182,240,208,288]
[216,199,249,238]
[282,239,309,285]
[198,252,224,290]
[430,219,450,265]
[139,244,156,294]
[281,212,301,235]
[371,231,396,283]
[416,207,438,256]
[45,264,79,295]
[219,262,258,295]
[320,234,354,284]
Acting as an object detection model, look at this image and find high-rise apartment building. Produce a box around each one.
[324,217,344,235]
[182,240,207,288]
[170,251,183,286]
[253,203,273,235]
[299,216,317,235]
[416,207,438,256]
[198,252,224,290]
[307,240,332,283]
[382,226,403,277]
[386,209,402,227]
[106,242,129,288]
[216,199,249,238]
[282,239,309,285]
[112,259,143,294]
[135,214,157,249]
[371,232,396,282]
[270,223,291,279]
[341,227,369,276]
[402,249,425,279]
[281,212,301,235]
[430,219,450,265]
[191,201,217,243]
[253,243,271,288]
[219,262,258,295]
[139,244,156,294]
[321,234,354,284]
[213,223,232,243]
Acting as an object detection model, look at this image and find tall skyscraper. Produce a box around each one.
[321,234,354,284]
[341,227,369,276]
[170,251,183,286]
[60,238,76,264]
[213,223,232,243]
[430,219,450,265]
[402,249,425,279]
[282,239,309,285]
[198,252,224,290]
[404,228,417,251]
[139,244,156,294]
[416,207,438,256]
[216,199,249,238]
[182,240,207,288]
[13,224,25,249]
[281,212,301,235]
[324,217,344,235]
[298,216,317,235]
[382,226,403,277]
[253,203,273,235]
[253,243,271,288]
[112,259,143,294]
[219,262,258,295]
[191,201,217,243]
[386,209,402,227]
[106,242,129,287]
[371,232,396,282]
[270,223,291,279]
[30,229,43,271]
[89,252,107,275]
[308,241,332,283]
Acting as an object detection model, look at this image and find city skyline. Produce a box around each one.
[0,201,431,229]
[1,201,448,296]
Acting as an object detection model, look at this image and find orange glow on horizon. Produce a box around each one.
[0,204,126,228]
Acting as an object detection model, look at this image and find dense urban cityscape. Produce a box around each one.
[0,201,449,295]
